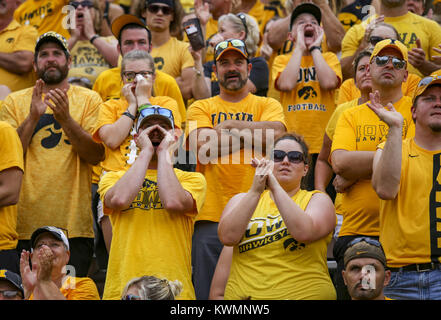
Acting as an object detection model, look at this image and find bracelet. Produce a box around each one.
[89,34,99,44]
[309,46,322,53]
[122,110,135,121]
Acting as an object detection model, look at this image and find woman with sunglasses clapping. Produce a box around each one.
[215,133,337,300]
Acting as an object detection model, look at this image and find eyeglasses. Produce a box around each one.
[122,294,141,300]
[69,0,94,8]
[369,36,386,46]
[123,71,154,83]
[138,105,174,129]
[236,13,248,38]
[147,4,173,15]
[214,39,248,60]
[348,237,383,248]
[0,290,22,299]
[272,150,305,164]
[374,55,406,70]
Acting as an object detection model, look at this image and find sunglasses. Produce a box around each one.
[374,55,406,70]
[214,39,248,60]
[69,0,94,8]
[348,237,383,248]
[122,294,141,300]
[236,13,248,37]
[272,150,305,164]
[147,4,173,15]
[369,36,386,46]
[0,290,22,299]
[418,74,441,87]
[138,105,174,129]
[123,70,154,83]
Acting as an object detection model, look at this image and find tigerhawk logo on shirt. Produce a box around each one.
[238,215,306,253]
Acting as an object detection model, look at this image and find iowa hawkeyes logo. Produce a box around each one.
[33,114,70,149]
[283,238,306,251]
[154,57,164,70]
[298,86,317,99]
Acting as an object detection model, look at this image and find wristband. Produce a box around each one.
[122,110,135,121]
[309,46,321,53]
[89,34,99,44]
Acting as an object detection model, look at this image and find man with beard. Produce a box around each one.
[342,238,391,300]
[186,38,286,300]
[0,0,38,93]
[273,3,341,191]
[370,72,441,300]
[341,0,441,79]
[331,39,414,299]
[0,31,104,277]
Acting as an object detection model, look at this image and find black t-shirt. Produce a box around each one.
[203,56,269,97]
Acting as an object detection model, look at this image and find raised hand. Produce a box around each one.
[20,250,37,297]
[308,24,324,50]
[250,158,272,194]
[194,0,210,26]
[45,88,71,124]
[30,79,48,118]
[295,24,308,54]
[408,39,426,68]
[35,245,54,282]
[366,90,404,128]
[134,74,154,107]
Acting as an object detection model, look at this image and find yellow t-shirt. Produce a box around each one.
[273,52,342,154]
[0,121,24,250]
[0,20,38,92]
[151,37,194,79]
[92,96,182,173]
[0,85,102,240]
[325,99,359,218]
[377,138,441,267]
[14,0,70,39]
[92,67,186,122]
[248,0,280,38]
[186,93,286,223]
[341,12,441,77]
[203,18,219,63]
[68,36,116,85]
[225,189,336,300]
[29,276,100,300]
[98,168,207,300]
[337,73,421,105]
[331,96,414,237]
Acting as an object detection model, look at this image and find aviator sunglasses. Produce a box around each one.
[374,55,406,70]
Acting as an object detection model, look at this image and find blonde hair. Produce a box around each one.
[121,50,156,75]
[218,13,260,56]
[121,276,183,300]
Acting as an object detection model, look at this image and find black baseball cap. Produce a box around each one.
[290,3,322,30]
[0,269,24,296]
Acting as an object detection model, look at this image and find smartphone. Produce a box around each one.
[183,17,205,51]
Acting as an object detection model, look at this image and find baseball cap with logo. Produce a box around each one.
[0,269,24,296]
[214,39,248,61]
[344,237,387,268]
[35,31,70,56]
[30,226,70,251]
[412,71,441,104]
[369,38,408,65]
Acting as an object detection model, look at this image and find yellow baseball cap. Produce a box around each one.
[412,71,441,103]
[369,38,408,65]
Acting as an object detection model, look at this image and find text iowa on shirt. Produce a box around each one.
[355,120,409,143]
[238,215,306,253]
[210,112,254,125]
[127,178,163,211]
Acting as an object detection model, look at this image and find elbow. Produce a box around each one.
[276,79,296,92]
[218,228,240,247]
[319,79,339,91]
[373,182,398,200]
[162,200,190,214]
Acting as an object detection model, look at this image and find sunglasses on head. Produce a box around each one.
[374,55,406,69]
[418,74,441,87]
[272,150,305,164]
[69,0,94,8]
[122,294,141,300]
[236,13,248,37]
[138,105,174,129]
[214,39,248,59]
[123,70,154,83]
[369,36,386,46]
[147,4,173,15]
[348,237,382,248]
